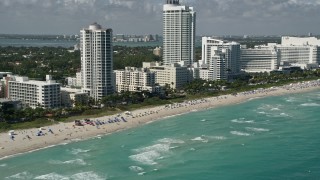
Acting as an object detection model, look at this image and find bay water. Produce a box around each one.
[0,38,163,48]
[1,90,320,179]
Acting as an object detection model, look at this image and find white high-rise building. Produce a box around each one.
[80,22,113,101]
[210,47,226,80]
[201,37,241,80]
[163,0,196,66]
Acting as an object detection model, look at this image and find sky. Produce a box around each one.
[0,0,319,36]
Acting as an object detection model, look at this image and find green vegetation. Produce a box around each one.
[0,46,162,83]
[0,47,80,83]
[114,46,161,69]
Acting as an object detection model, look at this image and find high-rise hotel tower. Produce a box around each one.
[80,23,113,101]
[163,0,196,66]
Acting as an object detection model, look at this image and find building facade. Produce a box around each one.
[210,47,226,80]
[60,88,88,107]
[163,0,196,66]
[281,36,320,46]
[80,22,113,102]
[276,37,320,69]
[201,37,241,80]
[144,62,190,89]
[277,45,319,66]
[8,75,61,109]
[114,67,156,93]
[241,46,279,73]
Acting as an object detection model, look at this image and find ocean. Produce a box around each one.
[1,90,320,180]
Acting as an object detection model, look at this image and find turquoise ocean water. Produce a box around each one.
[1,91,320,179]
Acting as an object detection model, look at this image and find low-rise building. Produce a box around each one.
[61,88,88,107]
[8,75,61,109]
[0,73,14,98]
[153,47,162,57]
[143,62,190,89]
[114,67,156,93]
[0,98,22,111]
[66,77,77,87]
[241,46,279,73]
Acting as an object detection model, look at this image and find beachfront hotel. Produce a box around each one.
[163,0,196,66]
[7,75,61,109]
[143,62,191,89]
[240,46,279,73]
[200,37,241,80]
[239,36,320,72]
[80,22,114,102]
[114,67,156,93]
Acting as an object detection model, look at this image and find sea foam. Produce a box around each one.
[157,138,185,144]
[246,127,270,132]
[49,159,87,166]
[300,103,320,107]
[129,150,161,165]
[130,138,183,165]
[69,148,91,155]
[129,166,144,172]
[230,131,251,136]
[205,136,227,140]
[34,173,69,180]
[5,171,33,179]
[70,171,105,180]
[191,136,208,143]
[134,143,170,154]
[231,119,255,124]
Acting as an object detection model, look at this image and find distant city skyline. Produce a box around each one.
[0,0,319,36]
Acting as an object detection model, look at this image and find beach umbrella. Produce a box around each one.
[8,130,14,135]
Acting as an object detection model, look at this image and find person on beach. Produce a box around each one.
[10,135,15,141]
[48,128,54,134]
[26,135,32,140]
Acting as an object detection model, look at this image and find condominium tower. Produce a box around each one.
[201,37,241,80]
[80,23,113,101]
[163,0,196,66]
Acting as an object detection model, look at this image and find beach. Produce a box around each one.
[1,80,320,159]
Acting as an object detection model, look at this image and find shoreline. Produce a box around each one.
[1,80,320,159]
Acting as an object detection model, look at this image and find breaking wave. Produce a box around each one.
[34,173,69,180]
[246,127,270,132]
[231,119,255,124]
[230,131,251,136]
[49,159,87,166]
[300,103,320,107]
[69,148,91,155]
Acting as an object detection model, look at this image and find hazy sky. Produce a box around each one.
[0,0,319,36]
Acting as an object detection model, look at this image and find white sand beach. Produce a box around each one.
[1,80,320,159]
